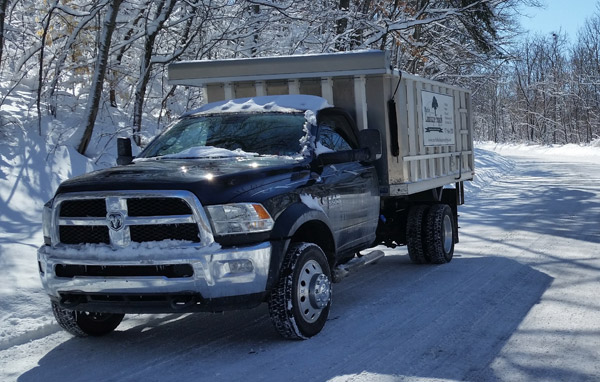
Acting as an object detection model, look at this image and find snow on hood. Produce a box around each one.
[185,95,331,116]
[145,146,258,160]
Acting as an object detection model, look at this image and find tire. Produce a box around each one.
[406,205,429,264]
[425,204,455,264]
[268,243,332,340]
[52,301,124,337]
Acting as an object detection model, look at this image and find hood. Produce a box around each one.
[56,156,309,205]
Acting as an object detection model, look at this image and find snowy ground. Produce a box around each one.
[1,89,600,382]
[1,136,599,381]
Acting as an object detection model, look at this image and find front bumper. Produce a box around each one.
[38,242,271,313]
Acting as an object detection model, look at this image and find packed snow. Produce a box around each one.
[186,95,331,116]
[155,146,258,159]
[38,241,222,261]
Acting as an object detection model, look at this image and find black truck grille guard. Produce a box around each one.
[51,190,213,248]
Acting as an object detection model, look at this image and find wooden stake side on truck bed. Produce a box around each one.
[168,50,475,196]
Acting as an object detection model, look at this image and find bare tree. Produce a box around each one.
[131,0,177,145]
[78,0,124,155]
[46,1,110,117]
[0,0,9,68]
[36,0,60,136]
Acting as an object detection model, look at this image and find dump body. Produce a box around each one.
[169,50,475,196]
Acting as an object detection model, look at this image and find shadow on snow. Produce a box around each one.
[17,254,558,382]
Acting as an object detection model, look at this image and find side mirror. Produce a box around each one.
[358,129,382,161]
[117,137,134,165]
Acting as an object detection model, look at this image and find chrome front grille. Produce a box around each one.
[52,191,213,248]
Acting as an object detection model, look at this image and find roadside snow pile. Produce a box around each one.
[469,140,600,196]
[478,141,600,163]
[0,85,101,350]
[464,145,515,197]
[0,126,96,350]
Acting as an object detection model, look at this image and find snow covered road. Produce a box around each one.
[1,146,599,382]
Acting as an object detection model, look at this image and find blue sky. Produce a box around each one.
[519,0,598,42]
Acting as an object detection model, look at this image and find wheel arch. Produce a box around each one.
[267,203,336,290]
[289,220,336,267]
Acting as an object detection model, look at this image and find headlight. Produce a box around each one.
[42,199,53,245]
[206,203,274,236]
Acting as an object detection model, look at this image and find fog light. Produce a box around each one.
[226,260,254,274]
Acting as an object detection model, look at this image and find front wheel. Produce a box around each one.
[268,243,332,340]
[52,301,124,337]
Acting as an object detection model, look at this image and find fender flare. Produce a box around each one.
[266,203,336,291]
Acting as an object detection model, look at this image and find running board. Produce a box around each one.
[333,250,385,282]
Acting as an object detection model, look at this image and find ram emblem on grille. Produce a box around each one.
[107,212,125,231]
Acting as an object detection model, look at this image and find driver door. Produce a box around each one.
[315,110,379,255]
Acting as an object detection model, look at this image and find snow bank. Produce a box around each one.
[0,85,99,350]
[477,141,600,164]
[464,146,516,197]
[465,140,600,197]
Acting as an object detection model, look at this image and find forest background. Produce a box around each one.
[1,0,599,162]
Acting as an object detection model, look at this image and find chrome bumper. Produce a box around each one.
[38,242,271,301]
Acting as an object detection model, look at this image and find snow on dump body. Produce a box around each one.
[183,95,331,116]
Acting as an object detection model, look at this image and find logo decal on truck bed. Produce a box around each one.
[421,91,456,146]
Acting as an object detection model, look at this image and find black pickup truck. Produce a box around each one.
[40,95,394,339]
[39,52,473,340]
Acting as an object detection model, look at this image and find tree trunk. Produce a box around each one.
[0,0,9,68]
[251,4,259,56]
[37,0,59,136]
[77,0,123,155]
[132,0,176,146]
[110,12,144,108]
[335,0,350,51]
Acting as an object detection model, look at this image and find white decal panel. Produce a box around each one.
[421,91,455,146]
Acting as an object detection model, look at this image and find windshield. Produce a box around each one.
[139,112,307,159]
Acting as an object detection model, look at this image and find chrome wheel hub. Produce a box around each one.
[297,259,331,323]
[442,214,453,253]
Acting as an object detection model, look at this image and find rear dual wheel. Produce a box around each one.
[406,204,455,264]
[425,204,455,264]
[406,205,428,264]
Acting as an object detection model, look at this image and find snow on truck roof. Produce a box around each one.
[183,95,331,117]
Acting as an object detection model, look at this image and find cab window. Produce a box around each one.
[317,114,358,151]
